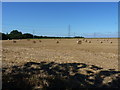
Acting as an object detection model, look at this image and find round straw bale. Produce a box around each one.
[33,41,36,43]
[77,40,82,44]
[56,41,59,43]
[13,40,16,43]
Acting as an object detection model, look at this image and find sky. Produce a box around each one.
[1,0,120,2]
[2,2,118,37]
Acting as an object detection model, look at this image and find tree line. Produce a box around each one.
[0,30,84,40]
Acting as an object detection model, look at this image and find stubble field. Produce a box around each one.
[2,38,120,89]
[2,38,118,70]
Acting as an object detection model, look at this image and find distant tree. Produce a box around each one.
[23,33,33,39]
[0,33,9,40]
[34,35,43,38]
[9,30,23,39]
[1,30,84,39]
[0,33,2,40]
[74,36,84,38]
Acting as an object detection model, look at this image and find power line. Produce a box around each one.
[33,30,35,39]
[74,32,76,37]
[68,24,71,37]
[94,32,96,38]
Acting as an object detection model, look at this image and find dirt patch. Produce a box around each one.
[2,61,120,89]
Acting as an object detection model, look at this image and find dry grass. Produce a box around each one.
[2,39,118,70]
[2,38,119,89]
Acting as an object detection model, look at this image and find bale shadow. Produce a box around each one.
[2,61,120,90]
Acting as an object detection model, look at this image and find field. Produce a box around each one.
[2,38,120,89]
[2,38,118,69]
